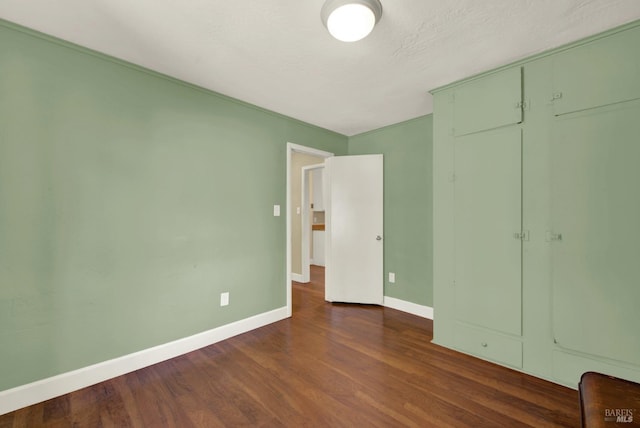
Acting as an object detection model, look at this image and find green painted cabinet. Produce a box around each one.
[550,87,640,368]
[433,21,640,388]
[435,69,526,370]
[454,127,522,337]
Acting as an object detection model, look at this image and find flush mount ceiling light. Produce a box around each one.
[321,0,383,42]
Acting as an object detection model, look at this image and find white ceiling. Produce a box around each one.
[1,1,640,136]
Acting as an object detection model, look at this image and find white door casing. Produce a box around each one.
[325,154,384,304]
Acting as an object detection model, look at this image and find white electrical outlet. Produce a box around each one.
[220,292,229,306]
[389,272,396,283]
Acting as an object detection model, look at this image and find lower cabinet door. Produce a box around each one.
[454,323,523,369]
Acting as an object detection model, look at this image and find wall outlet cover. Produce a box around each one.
[220,292,229,306]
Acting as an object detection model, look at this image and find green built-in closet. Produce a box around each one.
[432,21,640,388]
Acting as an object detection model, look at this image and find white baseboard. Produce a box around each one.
[0,306,289,416]
[291,272,304,282]
[383,296,433,319]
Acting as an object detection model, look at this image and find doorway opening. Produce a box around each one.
[291,265,326,315]
[285,143,333,317]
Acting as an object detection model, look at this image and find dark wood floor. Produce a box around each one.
[0,266,580,427]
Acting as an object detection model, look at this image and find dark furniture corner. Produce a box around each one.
[579,372,640,427]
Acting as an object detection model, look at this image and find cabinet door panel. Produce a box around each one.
[551,103,640,366]
[454,67,522,136]
[454,322,523,369]
[454,127,522,336]
[553,26,640,115]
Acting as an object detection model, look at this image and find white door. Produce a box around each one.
[325,154,383,304]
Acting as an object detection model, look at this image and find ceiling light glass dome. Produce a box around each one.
[321,0,383,42]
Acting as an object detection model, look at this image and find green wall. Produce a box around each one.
[0,20,347,391]
[348,116,433,307]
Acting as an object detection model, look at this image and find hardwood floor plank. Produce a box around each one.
[221,335,394,427]
[0,266,580,427]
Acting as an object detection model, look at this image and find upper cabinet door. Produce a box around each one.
[552,26,640,116]
[453,67,522,137]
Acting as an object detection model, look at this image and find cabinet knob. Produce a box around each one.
[546,231,563,242]
[481,342,488,348]
[376,235,382,241]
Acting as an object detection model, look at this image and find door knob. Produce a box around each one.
[376,235,382,241]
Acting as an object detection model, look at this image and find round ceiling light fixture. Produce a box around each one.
[321,0,383,42]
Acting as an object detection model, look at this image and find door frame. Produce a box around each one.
[286,142,333,317]
[301,163,325,283]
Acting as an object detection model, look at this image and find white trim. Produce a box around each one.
[291,272,304,283]
[383,296,434,319]
[286,143,334,317]
[287,142,335,159]
[0,306,288,416]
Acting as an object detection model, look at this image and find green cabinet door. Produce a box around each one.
[454,126,522,336]
[551,102,640,366]
[453,67,522,136]
[552,26,640,115]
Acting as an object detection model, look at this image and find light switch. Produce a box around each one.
[273,205,281,216]
[389,272,396,283]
